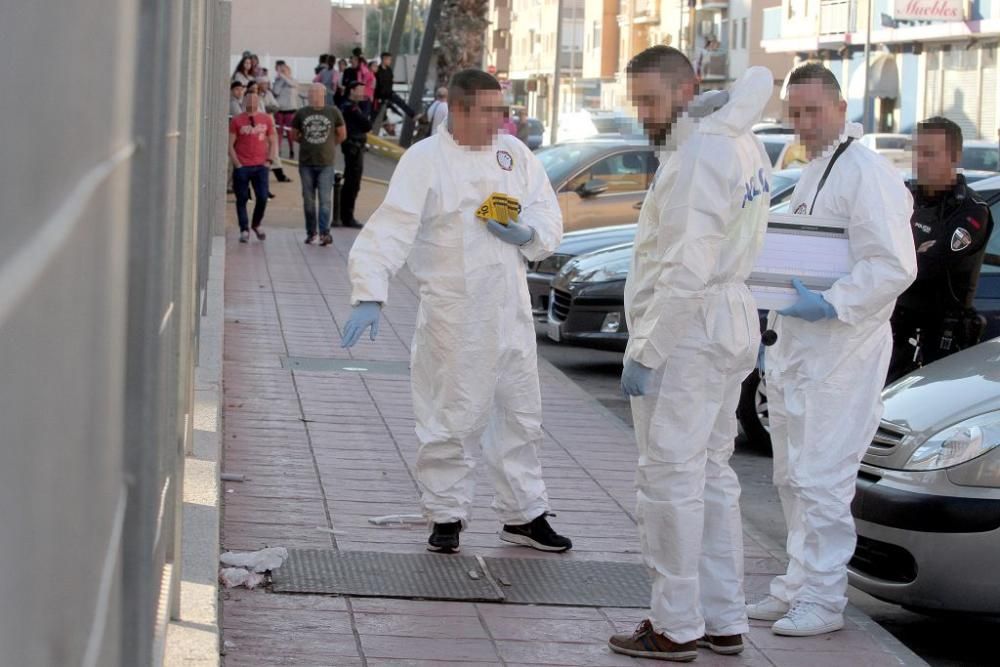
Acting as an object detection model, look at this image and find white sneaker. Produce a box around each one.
[746,594,789,621]
[772,601,844,637]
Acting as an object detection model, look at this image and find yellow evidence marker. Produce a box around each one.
[476,193,522,226]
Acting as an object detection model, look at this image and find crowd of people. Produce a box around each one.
[227,49,400,243]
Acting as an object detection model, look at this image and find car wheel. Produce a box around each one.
[737,369,772,452]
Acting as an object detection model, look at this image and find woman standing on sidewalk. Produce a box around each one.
[232,54,255,86]
[273,62,301,159]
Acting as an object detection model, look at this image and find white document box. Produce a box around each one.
[748,213,852,311]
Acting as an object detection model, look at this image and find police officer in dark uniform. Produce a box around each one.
[339,80,372,228]
[888,117,994,382]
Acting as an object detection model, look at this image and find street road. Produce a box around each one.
[536,337,999,667]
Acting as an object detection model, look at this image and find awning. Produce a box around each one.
[848,53,900,99]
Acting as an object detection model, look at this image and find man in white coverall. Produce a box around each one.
[340,69,571,555]
[607,46,773,662]
[747,64,916,636]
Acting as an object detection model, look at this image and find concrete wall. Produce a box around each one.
[331,5,365,55]
[230,0,331,61]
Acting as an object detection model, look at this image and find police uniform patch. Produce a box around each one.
[951,227,972,252]
[496,150,513,171]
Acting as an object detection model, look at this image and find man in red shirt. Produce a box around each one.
[229,91,277,242]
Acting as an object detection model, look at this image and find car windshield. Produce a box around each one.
[963,146,1000,173]
[877,136,911,151]
[536,143,613,186]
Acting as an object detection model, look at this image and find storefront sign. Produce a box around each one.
[893,0,967,22]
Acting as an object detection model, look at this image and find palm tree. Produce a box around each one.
[435,0,490,88]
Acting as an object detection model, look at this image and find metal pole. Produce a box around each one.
[386,0,411,57]
[688,1,697,60]
[410,0,418,55]
[400,0,444,147]
[551,0,565,145]
[862,0,873,132]
[362,3,368,53]
[378,8,384,55]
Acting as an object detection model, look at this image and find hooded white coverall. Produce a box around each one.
[348,129,563,526]
[765,123,917,613]
[624,67,774,643]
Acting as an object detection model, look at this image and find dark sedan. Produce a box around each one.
[542,169,805,348]
[528,224,636,328]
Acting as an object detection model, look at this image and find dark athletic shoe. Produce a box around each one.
[499,513,572,552]
[427,521,461,554]
[608,620,698,662]
[319,233,333,246]
[698,633,744,655]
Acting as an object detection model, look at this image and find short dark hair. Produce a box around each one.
[275,59,286,67]
[381,52,392,59]
[626,45,694,82]
[230,80,244,90]
[352,47,363,58]
[787,62,842,97]
[917,116,964,160]
[448,69,502,110]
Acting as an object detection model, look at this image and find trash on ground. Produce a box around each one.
[367,514,425,526]
[220,546,288,573]
[219,567,266,589]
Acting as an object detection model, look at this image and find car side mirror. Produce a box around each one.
[577,178,609,197]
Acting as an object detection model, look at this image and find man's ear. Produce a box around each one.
[837,98,848,114]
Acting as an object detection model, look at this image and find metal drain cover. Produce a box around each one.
[271,549,501,601]
[280,357,410,375]
[484,557,650,607]
[271,549,651,608]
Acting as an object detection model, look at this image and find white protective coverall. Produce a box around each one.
[348,129,563,526]
[624,66,774,643]
[765,122,917,613]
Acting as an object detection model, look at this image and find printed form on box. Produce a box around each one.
[748,213,852,312]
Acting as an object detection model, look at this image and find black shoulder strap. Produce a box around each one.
[809,137,854,215]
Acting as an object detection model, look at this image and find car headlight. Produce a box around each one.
[904,411,1000,471]
[534,254,572,275]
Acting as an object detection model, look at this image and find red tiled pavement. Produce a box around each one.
[219,186,924,665]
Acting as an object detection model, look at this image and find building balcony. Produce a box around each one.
[819,0,854,36]
[634,0,660,24]
[696,1,729,12]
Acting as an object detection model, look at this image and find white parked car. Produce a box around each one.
[858,133,912,169]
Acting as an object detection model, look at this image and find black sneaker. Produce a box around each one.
[427,521,461,554]
[500,513,572,552]
[319,233,333,246]
[304,234,317,245]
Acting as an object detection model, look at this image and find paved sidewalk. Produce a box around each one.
[219,194,924,664]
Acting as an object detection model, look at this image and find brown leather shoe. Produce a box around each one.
[698,633,744,655]
[608,620,698,662]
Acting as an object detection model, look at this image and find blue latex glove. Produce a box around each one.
[486,219,534,246]
[778,278,837,322]
[621,358,653,397]
[341,301,381,348]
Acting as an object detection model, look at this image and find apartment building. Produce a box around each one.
[761,0,999,139]
[505,0,586,124]
[593,1,791,115]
